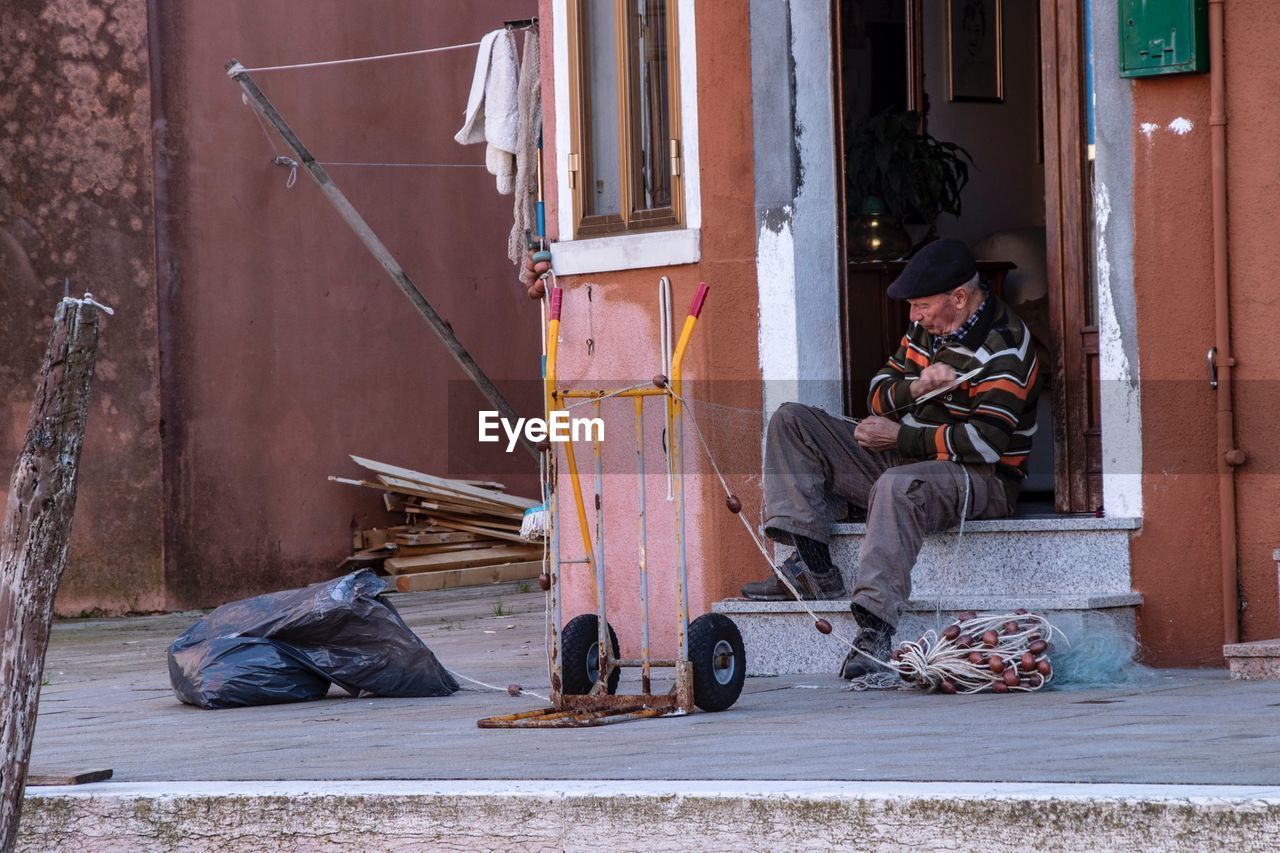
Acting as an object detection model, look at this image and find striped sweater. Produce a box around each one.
[868,297,1042,483]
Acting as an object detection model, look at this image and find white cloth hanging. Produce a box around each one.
[455,29,520,194]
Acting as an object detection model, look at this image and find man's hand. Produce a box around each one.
[854,415,900,451]
[910,363,958,398]
[521,251,552,300]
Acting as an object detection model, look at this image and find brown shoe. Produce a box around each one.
[780,553,847,600]
[740,555,847,601]
[740,572,791,601]
[839,605,895,680]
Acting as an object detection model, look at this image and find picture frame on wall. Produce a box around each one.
[947,0,1003,102]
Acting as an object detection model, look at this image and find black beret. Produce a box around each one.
[886,239,977,300]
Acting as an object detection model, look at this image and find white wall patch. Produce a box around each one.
[1167,117,1194,135]
[1093,182,1143,517]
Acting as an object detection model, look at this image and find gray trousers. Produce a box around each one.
[762,403,1013,628]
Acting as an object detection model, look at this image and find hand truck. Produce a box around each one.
[479,283,746,727]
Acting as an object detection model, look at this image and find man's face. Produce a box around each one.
[907,287,969,336]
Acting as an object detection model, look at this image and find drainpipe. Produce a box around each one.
[1208,0,1244,647]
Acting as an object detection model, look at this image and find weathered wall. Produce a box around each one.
[539,0,760,658]
[1219,0,1280,646]
[1128,0,1280,663]
[151,1,539,609]
[752,0,843,419]
[0,0,165,614]
[1089,0,1143,523]
[923,0,1045,247]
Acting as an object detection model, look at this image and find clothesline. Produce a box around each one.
[318,161,488,169]
[228,23,537,76]
[229,40,481,75]
[244,90,489,178]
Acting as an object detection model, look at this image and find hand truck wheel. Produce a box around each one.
[688,613,746,712]
[560,614,621,695]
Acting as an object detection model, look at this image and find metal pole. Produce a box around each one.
[549,445,563,703]
[593,399,609,687]
[225,60,537,461]
[634,395,651,694]
[674,394,689,661]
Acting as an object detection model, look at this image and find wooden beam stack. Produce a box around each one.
[333,456,543,593]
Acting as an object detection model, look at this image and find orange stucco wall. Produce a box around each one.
[538,0,761,659]
[1130,1,1280,664]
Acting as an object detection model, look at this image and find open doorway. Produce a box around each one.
[834,0,1099,513]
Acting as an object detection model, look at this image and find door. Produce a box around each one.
[832,0,1100,512]
[1040,0,1101,513]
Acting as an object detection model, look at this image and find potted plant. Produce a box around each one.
[845,110,974,259]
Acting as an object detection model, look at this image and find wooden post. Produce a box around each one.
[225,60,539,462]
[0,298,103,852]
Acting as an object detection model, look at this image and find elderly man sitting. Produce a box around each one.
[740,240,1043,680]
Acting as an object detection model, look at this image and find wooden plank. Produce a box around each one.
[351,456,537,510]
[404,495,523,520]
[456,479,508,491]
[334,471,523,519]
[394,561,542,593]
[25,768,113,787]
[394,531,481,546]
[328,476,386,492]
[384,545,544,575]
[399,505,524,530]
[380,475,525,517]
[337,551,392,571]
[378,479,519,517]
[430,517,531,543]
[382,475,530,510]
[430,512,521,532]
[359,530,391,550]
[393,541,507,557]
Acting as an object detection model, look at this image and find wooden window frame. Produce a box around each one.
[567,0,685,238]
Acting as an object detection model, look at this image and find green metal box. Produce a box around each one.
[1119,0,1209,77]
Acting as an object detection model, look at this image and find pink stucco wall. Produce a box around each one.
[539,0,762,660]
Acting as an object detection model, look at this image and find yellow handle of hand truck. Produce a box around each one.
[546,288,598,586]
[669,282,709,396]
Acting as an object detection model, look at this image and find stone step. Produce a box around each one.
[1224,639,1280,680]
[714,593,1142,676]
[22,780,1280,850]
[819,515,1140,597]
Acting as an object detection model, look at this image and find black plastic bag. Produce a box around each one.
[168,570,459,709]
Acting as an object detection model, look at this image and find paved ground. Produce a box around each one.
[29,581,1280,786]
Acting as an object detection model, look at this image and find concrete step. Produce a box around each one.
[715,593,1142,676]
[714,515,1142,675]
[1224,639,1280,680]
[823,514,1140,597]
